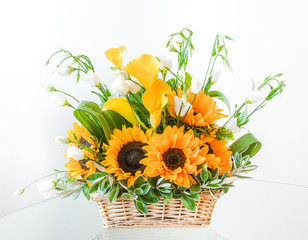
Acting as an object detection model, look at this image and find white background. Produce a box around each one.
[0,0,307,217]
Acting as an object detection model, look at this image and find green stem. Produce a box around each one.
[223,103,246,127]
[55,90,80,103]
[66,103,76,109]
[247,100,267,118]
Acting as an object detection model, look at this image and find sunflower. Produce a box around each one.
[64,159,96,180]
[101,125,151,186]
[67,122,98,160]
[168,89,227,127]
[140,126,205,188]
[200,139,232,175]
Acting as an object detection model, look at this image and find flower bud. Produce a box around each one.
[50,93,67,107]
[115,69,129,80]
[55,136,69,144]
[158,54,173,70]
[173,96,192,117]
[42,84,56,92]
[11,188,25,198]
[84,70,101,87]
[211,68,222,84]
[226,119,241,133]
[52,65,74,77]
[246,90,264,104]
[66,145,84,161]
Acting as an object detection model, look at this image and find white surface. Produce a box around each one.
[0,180,307,240]
[1,0,308,216]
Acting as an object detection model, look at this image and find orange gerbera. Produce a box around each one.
[64,159,96,180]
[200,139,232,175]
[168,89,227,127]
[140,126,205,188]
[67,122,98,160]
[101,125,151,186]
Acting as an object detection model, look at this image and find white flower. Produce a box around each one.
[191,79,203,93]
[246,90,264,104]
[42,84,56,92]
[52,65,73,77]
[66,145,84,161]
[55,136,69,144]
[211,68,222,84]
[11,188,25,198]
[226,119,241,133]
[115,69,129,80]
[37,180,56,199]
[84,70,101,87]
[158,53,173,70]
[50,93,67,107]
[173,96,192,117]
[110,75,140,95]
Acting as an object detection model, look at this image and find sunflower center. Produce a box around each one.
[80,137,91,148]
[80,159,89,170]
[162,148,186,171]
[117,141,146,174]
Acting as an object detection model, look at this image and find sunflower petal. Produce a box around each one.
[102,97,139,125]
[124,54,160,89]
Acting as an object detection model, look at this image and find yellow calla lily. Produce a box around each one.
[124,54,160,90]
[102,97,139,125]
[104,46,127,68]
[142,79,171,128]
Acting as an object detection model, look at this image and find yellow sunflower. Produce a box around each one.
[168,89,227,127]
[140,126,205,188]
[64,159,96,180]
[101,125,151,186]
[67,122,98,160]
[200,139,232,175]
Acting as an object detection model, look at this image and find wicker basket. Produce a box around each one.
[91,190,223,228]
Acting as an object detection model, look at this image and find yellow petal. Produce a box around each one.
[102,97,139,125]
[104,46,126,68]
[142,79,171,128]
[124,54,160,89]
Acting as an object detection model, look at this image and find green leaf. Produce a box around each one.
[121,193,131,200]
[86,172,108,182]
[139,193,159,204]
[190,184,201,194]
[208,184,221,188]
[210,179,222,184]
[146,176,157,188]
[236,107,249,127]
[157,183,172,189]
[134,188,143,195]
[215,127,234,141]
[109,184,119,203]
[150,189,161,198]
[186,193,200,200]
[229,133,262,157]
[134,176,145,188]
[224,35,234,41]
[211,168,219,179]
[72,187,83,200]
[164,197,171,204]
[140,184,151,195]
[134,199,148,214]
[181,194,196,211]
[200,169,209,182]
[82,184,90,200]
[127,185,135,195]
[160,191,172,198]
[207,91,231,114]
[184,71,192,89]
[89,180,101,194]
[222,188,230,194]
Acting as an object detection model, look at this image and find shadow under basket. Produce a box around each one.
[91,190,223,228]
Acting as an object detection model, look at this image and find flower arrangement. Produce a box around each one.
[13,29,285,218]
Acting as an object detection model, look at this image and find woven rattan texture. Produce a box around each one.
[91,190,222,228]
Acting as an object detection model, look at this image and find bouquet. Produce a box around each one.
[13,28,285,227]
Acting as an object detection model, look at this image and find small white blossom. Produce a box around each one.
[191,79,203,93]
[211,68,222,84]
[246,90,264,104]
[115,69,129,80]
[84,70,101,87]
[37,180,56,199]
[66,145,84,161]
[158,53,173,70]
[226,119,241,133]
[50,93,67,107]
[173,96,192,117]
[42,84,56,92]
[55,136,69,144]
[52,65,73,77]
[110,75,140,95]
[11,188,25,198]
